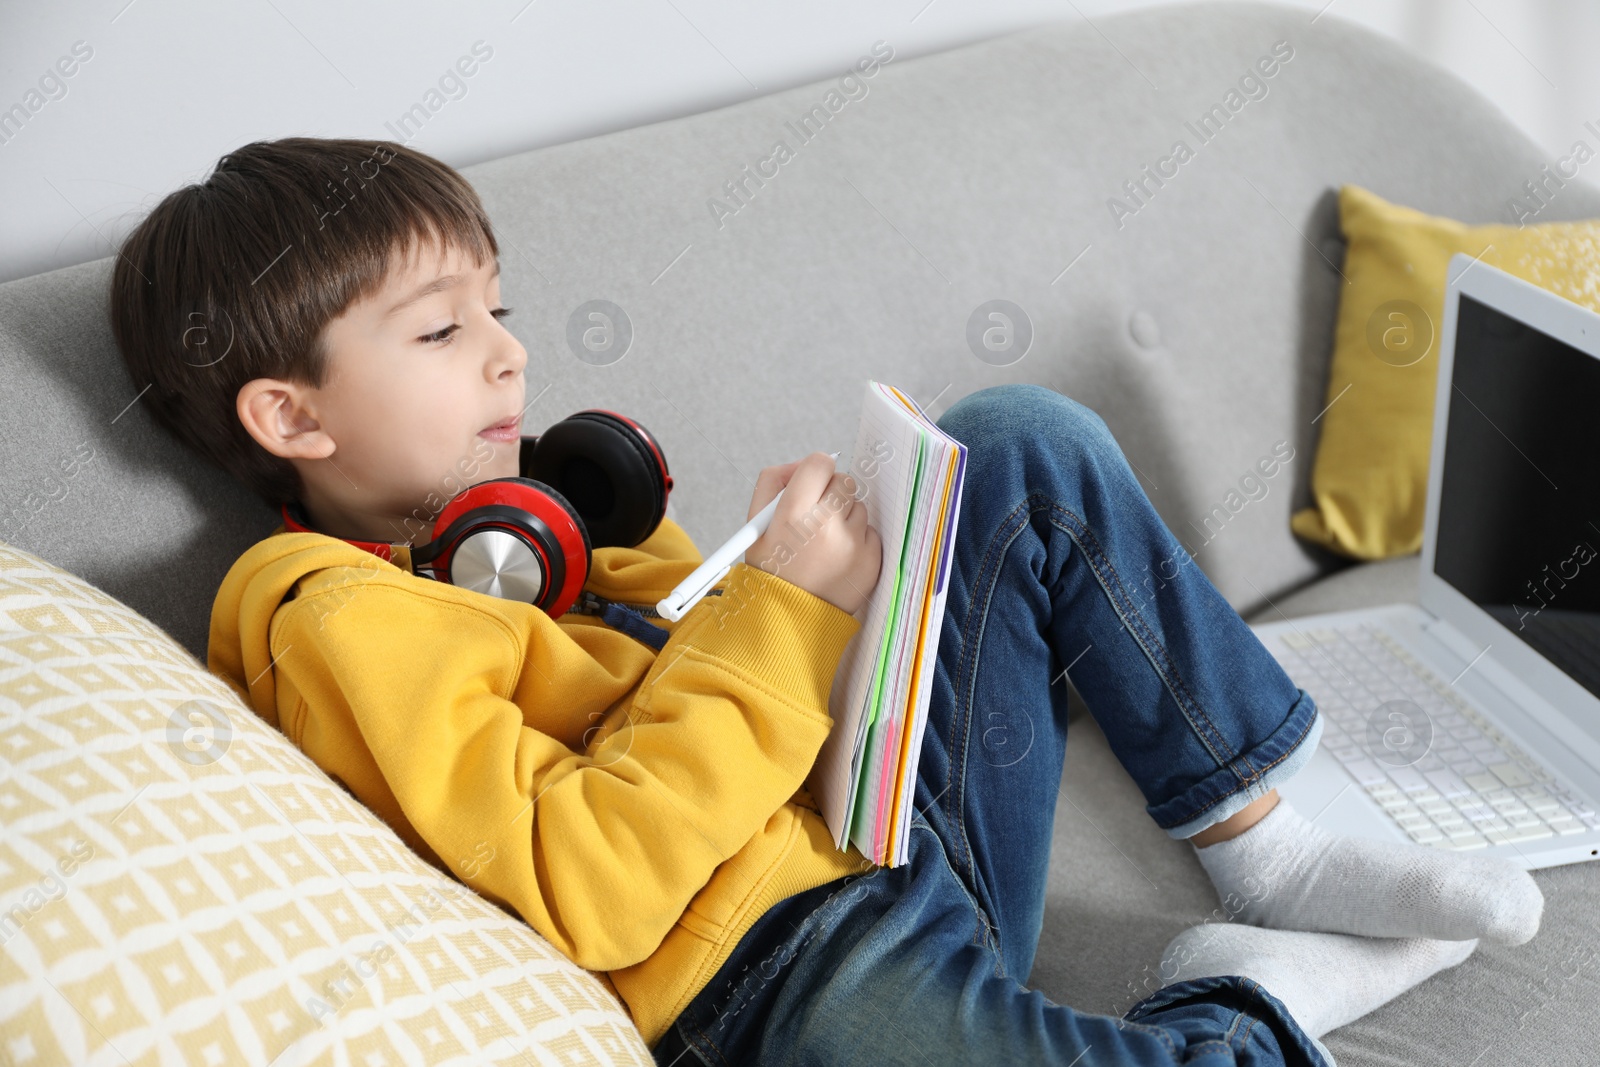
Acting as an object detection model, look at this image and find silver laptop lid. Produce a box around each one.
[1420,253,1600,755]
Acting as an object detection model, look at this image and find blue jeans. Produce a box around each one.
[651,384,1331,1067]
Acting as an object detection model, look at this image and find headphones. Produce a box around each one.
[280,409,674,619]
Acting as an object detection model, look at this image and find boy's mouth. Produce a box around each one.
[479,414,522,442]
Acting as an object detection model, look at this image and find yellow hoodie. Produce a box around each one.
[207,515,875,1047]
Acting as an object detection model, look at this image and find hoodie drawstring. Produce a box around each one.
[571,590,724,652]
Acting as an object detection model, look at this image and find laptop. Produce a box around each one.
[1250,253,1600,870]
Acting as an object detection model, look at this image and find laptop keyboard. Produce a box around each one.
[1267,623,1600,850]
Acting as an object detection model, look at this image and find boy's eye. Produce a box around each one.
[419,307,513,346]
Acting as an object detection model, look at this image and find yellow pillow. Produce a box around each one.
[0,539,652,1065]
[1290,184,1600,559]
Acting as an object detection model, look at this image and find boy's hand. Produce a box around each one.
[745,452,882,616]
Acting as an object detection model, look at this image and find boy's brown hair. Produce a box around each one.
[109,137,500,509]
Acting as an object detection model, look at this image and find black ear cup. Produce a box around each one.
[521,411,671,548]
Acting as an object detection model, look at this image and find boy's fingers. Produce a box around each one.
[770,453,838,522]
[825,474,858,522]
[747,457,807,520]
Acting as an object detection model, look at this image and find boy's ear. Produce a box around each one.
[237,379,336,460]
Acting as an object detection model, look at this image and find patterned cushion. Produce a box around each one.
[0,540,651,1065]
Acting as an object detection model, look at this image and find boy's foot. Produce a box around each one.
[1160,922,1477,1039]
[1191,797,1543,945]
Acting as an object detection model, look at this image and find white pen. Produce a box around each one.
[656,450,843,622]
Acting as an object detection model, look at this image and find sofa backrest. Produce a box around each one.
[4,0,1597,663]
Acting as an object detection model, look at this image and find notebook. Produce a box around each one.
[805,380,968,868]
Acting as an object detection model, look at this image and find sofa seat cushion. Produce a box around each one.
[0,540,652,1065]
[1241,553,1422,626]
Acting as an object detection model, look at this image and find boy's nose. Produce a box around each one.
[490,338,528,381]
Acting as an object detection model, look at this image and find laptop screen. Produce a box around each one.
[1433,292,1600,702]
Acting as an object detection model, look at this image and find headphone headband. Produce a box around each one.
[279,500,408,563]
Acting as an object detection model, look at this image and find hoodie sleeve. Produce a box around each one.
[269,560,861,972]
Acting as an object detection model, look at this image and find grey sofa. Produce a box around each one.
[3,1,1595,1062]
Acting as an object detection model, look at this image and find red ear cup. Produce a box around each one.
[521,410,673,548]
[412,477,593,617]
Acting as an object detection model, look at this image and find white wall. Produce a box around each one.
[1,0,1591,286]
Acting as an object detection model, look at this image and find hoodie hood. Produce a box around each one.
[208,526,414,729]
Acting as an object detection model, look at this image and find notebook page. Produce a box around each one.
[892,446,965,864]
[880,387,969,864]
[852,431,930,860]
[886,386,966,599]
[873,388,953,861]
[846,427,916,850]
[808,381,925,851]
[885,441,960,862]
[867,434,955,861]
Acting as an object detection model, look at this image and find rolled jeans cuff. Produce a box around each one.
[1155,691,1324,840]
[1125,974,1338,1067]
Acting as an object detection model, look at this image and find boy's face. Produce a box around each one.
[238,236,527,545]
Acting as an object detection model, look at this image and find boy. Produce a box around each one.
[113,137,1543,1066]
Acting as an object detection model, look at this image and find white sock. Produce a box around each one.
[1192,797,1543,945]
[1161,922,1477,1040]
